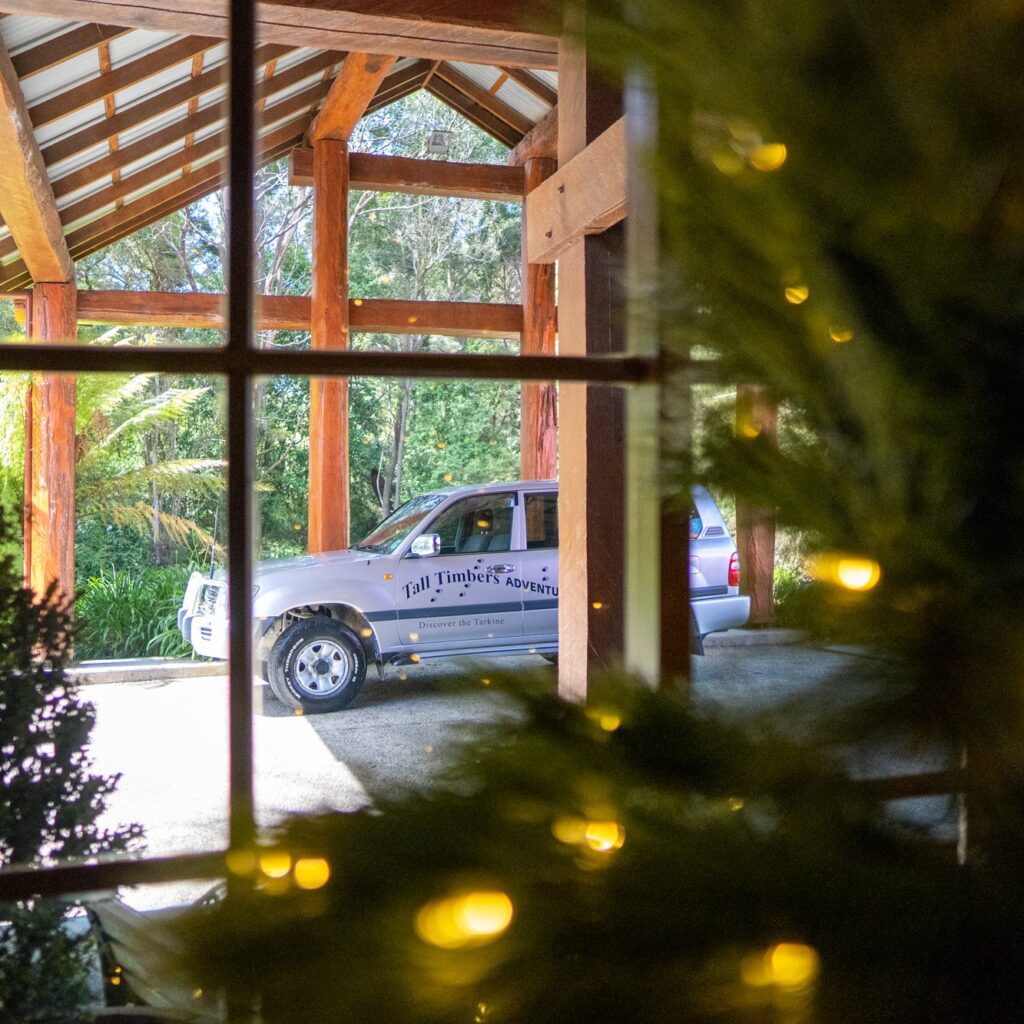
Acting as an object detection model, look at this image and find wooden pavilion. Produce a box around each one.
[0,0,775,699]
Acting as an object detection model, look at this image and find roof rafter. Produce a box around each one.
[60,113,311,231]
[27,33,219,130]
[65,117,310,252]
[50,72,328,202]
[0,0,558,69]
[364,58,434,116]
[500,65,557,107]
[433,62,533,136]
[426,77,521,148]
[39,43,313,167]
[0,37,73,283]
[12,23,130,78]
[2,134,299,290]
[311,51,397,142]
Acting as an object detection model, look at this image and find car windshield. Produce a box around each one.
[353,493,447,554]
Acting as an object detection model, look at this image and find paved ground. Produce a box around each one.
[82,644,954,910]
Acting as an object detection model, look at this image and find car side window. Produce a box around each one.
[427,493,516,555]
[524,492,558,550]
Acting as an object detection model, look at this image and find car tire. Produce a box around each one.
[541,653,558,666]
[267,616,366,713]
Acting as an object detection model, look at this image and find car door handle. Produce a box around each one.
[487,564,516,573]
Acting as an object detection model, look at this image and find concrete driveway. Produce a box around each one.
[81,643,954,909]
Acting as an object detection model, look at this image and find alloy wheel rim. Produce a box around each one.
[293,638,351,696]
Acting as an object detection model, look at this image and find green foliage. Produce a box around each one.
[581,0,1024,774]
[156,5,1024,1020]
[771,566,819,630]
[0,506,141,1019]
[177,677,1022,1024]
[64,91,525,579]
[75,566,199,660]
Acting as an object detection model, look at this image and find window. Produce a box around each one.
[356,493,447,554]
[0,0,654,913]
[525,492,558,549]
[428,493,515,555]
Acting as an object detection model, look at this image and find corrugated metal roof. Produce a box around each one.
[0,13,558,289]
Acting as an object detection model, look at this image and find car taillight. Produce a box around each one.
[728,552,741,587]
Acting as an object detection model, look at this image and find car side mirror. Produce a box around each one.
[409,533,441,558]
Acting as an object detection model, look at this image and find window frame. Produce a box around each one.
[0,0,659,904]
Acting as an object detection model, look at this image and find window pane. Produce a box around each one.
[525,492,559,550]
[428,493,516,554]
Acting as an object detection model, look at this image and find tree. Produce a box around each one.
[0,508,141,1019]
[75,360,225,569]
[171,2,1024,1020]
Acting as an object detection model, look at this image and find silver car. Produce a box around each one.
[178,481,749,713]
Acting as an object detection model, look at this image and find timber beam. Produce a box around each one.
[508,106,558,166]
[520,156,558,480]
[0,1,558,69]
[527,116,627,265]
[38,42,308,170]
[735,385,779,625]
[290,149,525,202]
[13,23,130,79]
[0,38,73,283]
[26,283,78,600]
[74,292,525,340]
[308,137,350,552]
[311,52,398,143]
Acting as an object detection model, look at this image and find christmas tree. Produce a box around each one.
[0,509,142,1021]
[172,1,1024,1019]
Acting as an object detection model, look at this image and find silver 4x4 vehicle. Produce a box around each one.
[178,481,749,713]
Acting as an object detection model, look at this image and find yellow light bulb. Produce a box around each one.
[583,820,626,853]
[293,857,331,890]
[809,552,881,591]
[750,143,787,171]
[258,851,292,879]
[415,891,514,948]
[768,943,820,988]
[835,558,881,591]
[785,285,809,305]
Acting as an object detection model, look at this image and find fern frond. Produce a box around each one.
[78,459,227,505]
[93,501,224,558]
[81,386,212,459]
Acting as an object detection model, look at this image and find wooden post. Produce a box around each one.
[735,384,778,624]
[307,138,350,553]
[520,156,558,480]
[25,282,77,600]
[556,17,626,701]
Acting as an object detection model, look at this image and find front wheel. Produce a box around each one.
[267,617,366,713]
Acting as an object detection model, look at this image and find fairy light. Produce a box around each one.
[750,143,787,171]
[293,857,331,890]
[415,891,514,948]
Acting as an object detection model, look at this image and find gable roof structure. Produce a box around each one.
[0,10,557,292]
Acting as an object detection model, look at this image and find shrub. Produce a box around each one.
[772,565,818,629]
[75,566,199,660]
[0,506,141,1018]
